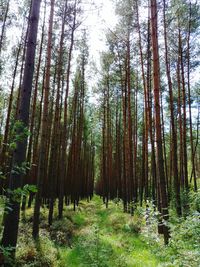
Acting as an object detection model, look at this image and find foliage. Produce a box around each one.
[16,210,59,267]
[11,162,31,176]
[16,231,58,267]
[69,225,114,267]
[190,189,200,212]
[57,196,162,267]
[141,197,200,267]
[6,184,37,203]
[167,212,200,266]
[50,218,74,246]
[6,195,199,266]
[10,120,31,145]
[0,245,15,266]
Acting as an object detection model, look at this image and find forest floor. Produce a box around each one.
[56,196,163,267]
[14,194,200,267]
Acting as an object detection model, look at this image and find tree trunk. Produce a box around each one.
[163,0,181,216]
[151,0,170,245]
[1,0,41,258]
[33,0,55,239]
[21,2,46,211]
[187,2,197,191]
[0,0,10,55]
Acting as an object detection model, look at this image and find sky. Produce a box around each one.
[3,0,199,114]
[78,0,118,103]
[81,0,117,62]
[6,0,117,55]
[2,0,117,94]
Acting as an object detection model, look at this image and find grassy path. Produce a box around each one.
[57,196,164,267]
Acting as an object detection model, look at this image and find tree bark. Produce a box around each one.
[163,0,181,216]
[1,0,41,257]
[33,0,55,239]
[151,0,170,245]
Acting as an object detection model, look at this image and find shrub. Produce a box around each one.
[190,189,200,212]
[16,235,58,267]
[109,213,126,231]
[50,218,74,246]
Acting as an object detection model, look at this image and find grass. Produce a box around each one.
[56,195,164,267]
[1,193,198,266]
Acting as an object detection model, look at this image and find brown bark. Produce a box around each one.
[48,22,65,224]
[1,0,41,255]
[126,34,134,211]
[21,3,46,210]
[151,0,170,244]
[163,0,181,215]
[179,30,189,191]
[187,2,197,191]
[59,0,77,216]
[33,0,55,239]
[136,0,149,202]
[58,0,69,219]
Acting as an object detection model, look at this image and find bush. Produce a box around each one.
[190,189,200,212]
[169,212,200,250]
[109,213,126,231]
[16,234,58,267]
[122,219,142,234]
[50,218,74,246]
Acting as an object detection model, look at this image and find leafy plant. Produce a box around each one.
[11,161,31,176]
[190,189,200,212]
[0,245,15,266]
[75,224,113,267]
[6,184,37,203]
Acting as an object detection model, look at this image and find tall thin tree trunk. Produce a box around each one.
[21,2,46,211]
[163,0,181,215]
[1,0,41,258]
[151,0,170,245]
[187,2,197,191]
[0,0,10,55]
[33,0,55,239]
[179,29,188,191]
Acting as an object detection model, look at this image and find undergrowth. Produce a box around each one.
[0,191,199,266]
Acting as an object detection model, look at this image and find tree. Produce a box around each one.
[163,0,181,216]
[150,0,170,244]
[1,0,41,259]
[0,0,10,55]
[32,0,55,239]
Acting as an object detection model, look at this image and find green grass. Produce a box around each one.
[72,212,86,227]
[56,196,164,267]
[13,193,200,266]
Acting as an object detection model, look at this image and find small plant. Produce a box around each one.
[6,184,37,203]
[73,224,113,267]
[0,246,14,265]
[11,120,31,143]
